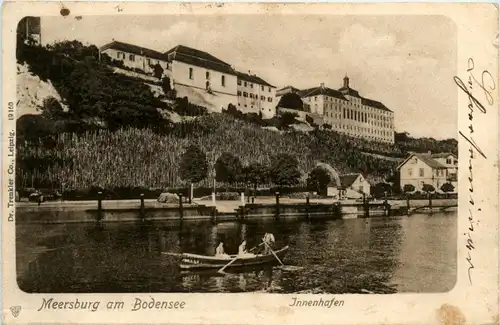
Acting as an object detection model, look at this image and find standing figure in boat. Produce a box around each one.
[238,240,255,258]
[215,241,230,258]
[263,232,276,254]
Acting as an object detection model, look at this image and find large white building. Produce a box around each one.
[236,71,276,119]
[276,76,395,144]
[100,41,274,115]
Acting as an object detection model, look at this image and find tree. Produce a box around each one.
[242,163,268,192]
[422,183,435,193]
[276,93,303,111]
[269,153,301,187]
[440,182,455,196]
[372,182,392,199]
[179,145,208,185]
[279,111,299,127]
[161,76,171,94]
[403,184,415,194]
[215,152,243,185]
[307,166,332,195]
[41,96,64,119]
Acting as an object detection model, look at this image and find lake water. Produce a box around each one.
[16,212,457,293]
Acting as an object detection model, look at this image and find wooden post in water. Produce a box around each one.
[363,193,369,218]
[97,191,103,222]
[406,195,410,215]
[140,193,145,220]
[178,193,184,220]
[275,192,280,219]
[428,192,432,209]
[240,192,246,219]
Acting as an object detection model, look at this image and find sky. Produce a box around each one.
[40,15,457,139]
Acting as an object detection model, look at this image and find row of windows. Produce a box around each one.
[407,168,447,177]
[238,80,272,93]
[189,68,226,87]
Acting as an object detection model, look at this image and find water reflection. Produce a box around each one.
[16,213,456,293]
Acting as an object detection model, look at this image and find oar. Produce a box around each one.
[263,240,284,266]
[218,256,239,274]
[161,252,184,258]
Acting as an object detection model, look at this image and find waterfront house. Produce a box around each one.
[396,152,457,193]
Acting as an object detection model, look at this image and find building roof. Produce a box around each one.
[396,153,447,170]
[164,45,237,75]
[339,174,361,188]
[338,86,393,112]
[298,86,348,101]
[431,152,457,159]
[277,85,300,93]
[100,41,167,62]
[236,71,275,88]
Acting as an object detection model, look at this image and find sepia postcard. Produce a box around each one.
[1,2,499,325]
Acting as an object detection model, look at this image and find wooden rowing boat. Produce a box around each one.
[164,246,289,270]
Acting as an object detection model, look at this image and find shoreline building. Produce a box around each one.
[100,41,275,115]
[276,76,395,144]
[396,152,458,193]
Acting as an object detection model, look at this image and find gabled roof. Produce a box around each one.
[164,45,236,75]
[339,86,392,112]
[431,152,457,159]
[236,71,275,88]
[396,153,447,170]
[277,85,300,93]
[339,173,361,188]
[100,41,167,62]
[298,86,347,101]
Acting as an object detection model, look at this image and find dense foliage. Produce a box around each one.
[179,145,208,184]
[307,165,332,195]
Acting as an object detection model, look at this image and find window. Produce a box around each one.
[237,91,242,96]
[268,97,273,102]
[261,85,264,91]
[243,92,248,98]
[237,80,242,85]
[189,67,193,80]
[250,83,253,88]
[117,51,124,59]
[446,158,451,164]
[206,71,210,79]
[314,96,317,101]
[419,168,424,177]
[261,95,265,101]
[221,75,225,87]
[147,58,151,65]
[244,82,247,87]
[129,54,135,61]
[268,87,271,92]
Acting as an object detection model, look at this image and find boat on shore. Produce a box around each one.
[163,246,289,270]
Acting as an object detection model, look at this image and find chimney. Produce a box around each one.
[320,82,325,88]
[248,70,251,75]
[343,75,349,88]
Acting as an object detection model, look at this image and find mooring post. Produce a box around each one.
[306,195,310,220]
[240,192,246,219]
[275,192,280,219]
[97,191,103,222]
[178,193,184,220]
[140,193,145,220]
[211,206,217,223]
[428,193,433,211]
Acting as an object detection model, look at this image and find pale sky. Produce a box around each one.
[40,15,457,139]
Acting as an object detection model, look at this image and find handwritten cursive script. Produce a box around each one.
[454,57,494,285]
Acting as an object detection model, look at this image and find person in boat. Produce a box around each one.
[238,240,255,258]
[263,232,276,255]
[215,242,230,258]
